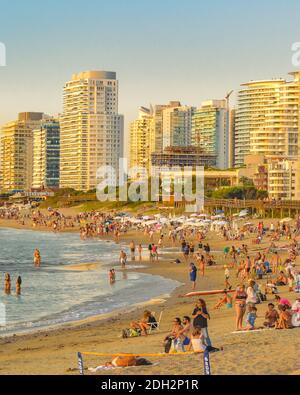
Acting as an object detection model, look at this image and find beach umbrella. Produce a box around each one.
[144,220,158,225]
[280,217,293,223]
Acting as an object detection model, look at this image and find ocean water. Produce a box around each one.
[0,228,180,335]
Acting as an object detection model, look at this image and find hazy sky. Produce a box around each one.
[1,0,300,145]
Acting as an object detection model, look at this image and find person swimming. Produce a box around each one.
[16,276,22,295]
[109,269,116,284]
[4,273,11,295]
[34,249,41,267]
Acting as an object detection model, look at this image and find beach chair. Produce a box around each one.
[148,311,163,334]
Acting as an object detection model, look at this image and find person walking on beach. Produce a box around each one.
[192,299,212,349]
[4,273,11,295]
[224,265,232,290]
[233,285,247,331]
[189,263,197,290]
[129,240,136,261]
[16,276,22,295]
[152,244,158,261]
[138,244,143,262]
[119,250,127,269]
[34,248,41,267]
[196,254,205,277]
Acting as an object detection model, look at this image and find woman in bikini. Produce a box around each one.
[233,285,247,331]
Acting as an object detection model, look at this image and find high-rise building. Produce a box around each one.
[32,117,60,189]
[129,107,153,171]
[60,71,124,191]
[235,72,300,167]
[191,100,230,169]
[0,112,44,191]
[162,102,195,149]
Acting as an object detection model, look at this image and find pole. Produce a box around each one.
[77,352,84,375]
[203,350,211,375]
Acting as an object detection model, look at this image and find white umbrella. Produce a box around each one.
[280,217,293,223]
[144,220,158,226]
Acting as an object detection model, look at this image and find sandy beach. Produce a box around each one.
[0,218,299,375]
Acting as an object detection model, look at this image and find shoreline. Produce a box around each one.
[0,224,184,340]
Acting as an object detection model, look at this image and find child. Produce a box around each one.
[224,266,231,289]
[288,275,294,292]
[246,305,257,330]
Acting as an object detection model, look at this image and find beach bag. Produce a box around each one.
[122,328,141,338]
[164,337,173,353]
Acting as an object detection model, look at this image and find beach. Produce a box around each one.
[0,218,299,375]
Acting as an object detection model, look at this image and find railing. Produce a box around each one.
[203,198,300,210]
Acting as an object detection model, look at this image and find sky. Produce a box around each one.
[1,0,300,150]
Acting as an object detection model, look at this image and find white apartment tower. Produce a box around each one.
[235,73,300,167]
[60,71,124,191]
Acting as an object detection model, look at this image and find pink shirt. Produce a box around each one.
[279,298,291,307]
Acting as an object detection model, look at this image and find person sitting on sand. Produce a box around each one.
[275,305,293,329]
[164,317,183,352]
[175,316,191,350]
[4,273,11,295]
[264,303,279,328]
[213,291,233,310]
[105,355,152,367]
[130,310,157,336]
[186,328,206,353]
[273,271,288,286]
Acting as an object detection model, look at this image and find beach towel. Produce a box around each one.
[88,363,159,372]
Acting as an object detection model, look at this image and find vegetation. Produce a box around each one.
[210,186,268,200]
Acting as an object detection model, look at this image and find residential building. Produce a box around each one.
[267,160,300,200]
[235,72,300,167]
[162,103,195,149]
[0,112,44,191]
[192,100,230,169]
[60,71,124,191]
[129,107,153,171]
[32,118,60,189]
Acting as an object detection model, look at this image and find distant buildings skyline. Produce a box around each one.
[2,67,300,201]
